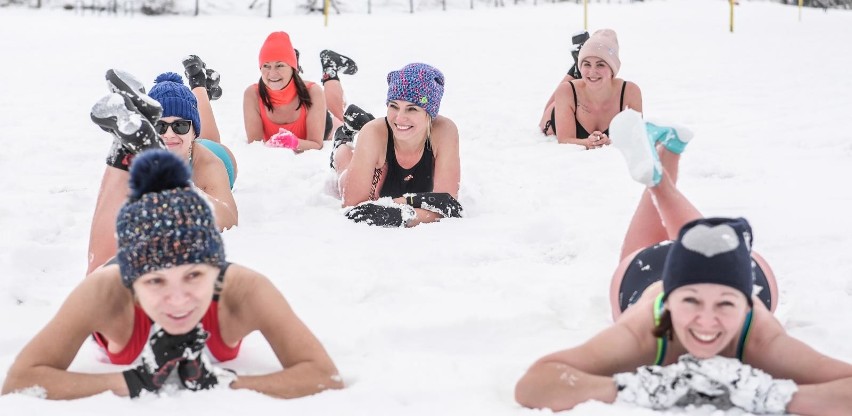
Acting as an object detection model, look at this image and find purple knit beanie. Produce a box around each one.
[148,72,201,138]
[386,63,445,118]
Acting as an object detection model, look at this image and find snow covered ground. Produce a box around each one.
[1,0,851,414]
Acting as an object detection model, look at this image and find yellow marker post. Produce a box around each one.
[729,0,735,33]
[324,0,330,27]
[799,0,803,22]
[583,0,588,31]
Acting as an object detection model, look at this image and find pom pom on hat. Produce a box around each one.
[128,148,192,200]
[577,29,621,76]
[117,150,224,287]
[386,63,445,119]
[258,31,298,70]
[148,72,201,138]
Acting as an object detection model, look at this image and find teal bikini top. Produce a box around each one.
[653,292,753,365]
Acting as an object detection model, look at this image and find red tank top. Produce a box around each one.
[93,263,241,364]
[256,81,315,141]
[93,302,241,364]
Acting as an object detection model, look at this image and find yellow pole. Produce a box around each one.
[729,0,734,33]
[798,0,803,22]
[324,0,330,27]
[583,0,588,31]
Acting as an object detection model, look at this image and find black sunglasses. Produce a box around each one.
[154,119,193,135]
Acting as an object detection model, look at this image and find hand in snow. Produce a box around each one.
[678,354,797,414]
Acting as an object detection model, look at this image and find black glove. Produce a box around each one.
[177,325,236,391]
[122,324,199,398]
[404,192,464,218]
[345,200,416,228]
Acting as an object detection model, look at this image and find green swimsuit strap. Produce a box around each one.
[653,292,667,365]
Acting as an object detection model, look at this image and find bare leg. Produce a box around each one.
[192,86,220,142]
[609,112,702,318]
[333,144,354,175]
[539,74,573,134]
[86,166,130,275]
[191,86,238,181]
[618,147,696,259]
[323,80,345,124]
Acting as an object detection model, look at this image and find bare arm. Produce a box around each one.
[787,378,852,416]
[341,119,385,207]
[746,309,852,415]
[193,148,238,230]
[243,85,266,143]
[516,318,656,411]
[192,86,221,142]
[2,270,131,399]
[391,116,461,227]
[553,81,587,146]
[543,74,576,114]
[622,81,643,113]
[295,84,326,152]
[224,266,342,398]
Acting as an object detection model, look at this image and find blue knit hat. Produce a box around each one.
[662,217,754,306]
[386,63,445,119]
[148,72,201,138]
[116,150,224,287]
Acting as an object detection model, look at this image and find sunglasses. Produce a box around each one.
[154,119,193,135]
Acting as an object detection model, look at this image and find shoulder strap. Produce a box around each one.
[619,81,627,110]
[736,310,754,362]
[653,292,667,365]
[569,81,579,116]
[212,262,231,302]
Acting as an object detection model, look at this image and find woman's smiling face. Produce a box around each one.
[667,283,750,358]
[133,263,218,335]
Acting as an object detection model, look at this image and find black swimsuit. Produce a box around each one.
[378,118,434,198]
[545,80,627,138]
[618,242,773,312]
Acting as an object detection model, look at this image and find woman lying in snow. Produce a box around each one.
[243,31,358,150]
[84,65,238,275]
[539,29,642,150]
[330,63,463,228]
[2,150,342,399]
[515,109,852,415]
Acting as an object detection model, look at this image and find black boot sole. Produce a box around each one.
[320,49,358,75]
[91,93,164,154]
[105,69,162,124]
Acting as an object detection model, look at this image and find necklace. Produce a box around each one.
[187,140,195,167]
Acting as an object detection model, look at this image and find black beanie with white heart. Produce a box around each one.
[662,217,754,306]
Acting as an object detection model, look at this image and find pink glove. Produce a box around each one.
[266,128,300,150]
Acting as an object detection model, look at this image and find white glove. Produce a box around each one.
[679,354,797,414]
[613,361,693,410]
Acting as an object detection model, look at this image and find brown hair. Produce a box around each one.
[258,73,312,112]
[652,309,674,341]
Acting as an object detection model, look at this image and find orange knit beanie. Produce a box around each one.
[258,31,298,69]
